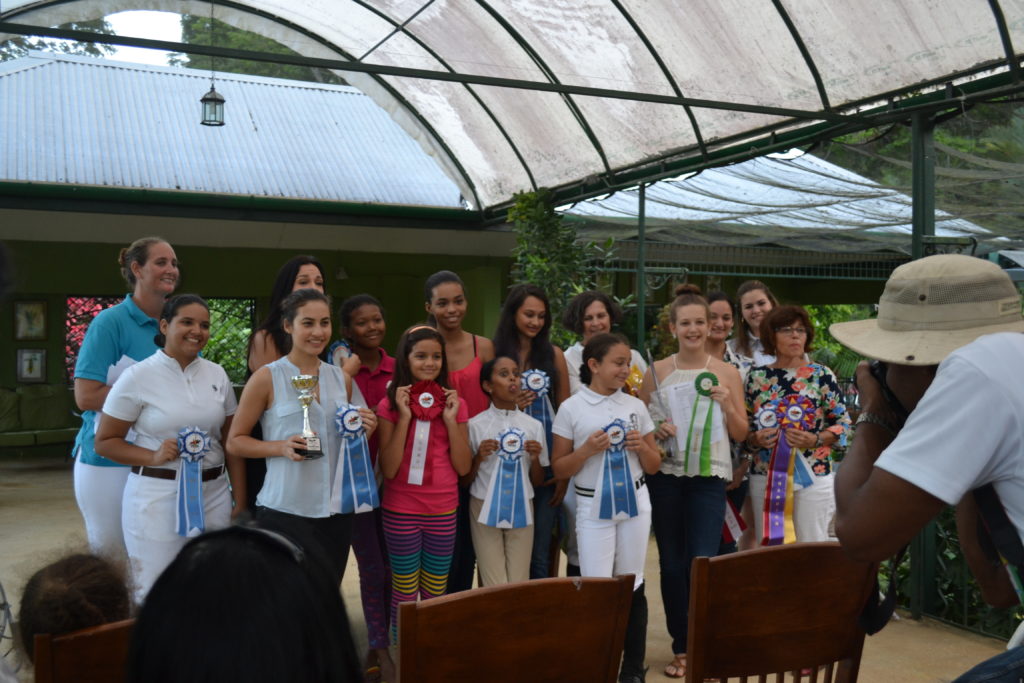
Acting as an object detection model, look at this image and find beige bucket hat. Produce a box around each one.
[830,254,1024,365]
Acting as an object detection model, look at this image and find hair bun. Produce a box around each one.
[118,248,129,267]
[674,283,702,297]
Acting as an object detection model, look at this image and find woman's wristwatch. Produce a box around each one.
[814,432,824,448]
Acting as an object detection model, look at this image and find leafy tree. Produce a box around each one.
[203,298,253,384]
[508,189,587,347]
[805,303,873,379]
[169,15,344,85]
[508,188,638,348]
[0,19,116,62]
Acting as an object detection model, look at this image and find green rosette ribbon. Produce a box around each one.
[684,371,718,476]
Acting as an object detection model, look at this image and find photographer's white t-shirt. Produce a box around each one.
[876,332,1024,541]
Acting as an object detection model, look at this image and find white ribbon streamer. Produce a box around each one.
[407,419,431,486]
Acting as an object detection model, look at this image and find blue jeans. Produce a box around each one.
[648,472,726,654]
[952,646,1024,682]
[530,466,561,579]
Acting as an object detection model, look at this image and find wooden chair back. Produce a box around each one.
[34,618,134,683]
[398,575,634,683]
[687,542,876,683]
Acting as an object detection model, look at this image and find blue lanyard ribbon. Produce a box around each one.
[333,405,379,514]
[521,369,553,453]
[598,418,638,521]
[482,426,531,529]
[175,427,209,537]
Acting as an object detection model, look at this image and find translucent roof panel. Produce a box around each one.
[4,0,1024,212]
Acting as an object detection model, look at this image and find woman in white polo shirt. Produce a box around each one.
[95,294,240,603]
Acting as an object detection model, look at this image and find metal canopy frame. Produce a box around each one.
[3,0,1024,218]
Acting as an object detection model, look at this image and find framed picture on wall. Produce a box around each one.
[17,349,46,383]
[14,301,47,341]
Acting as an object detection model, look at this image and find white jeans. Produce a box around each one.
[748,472,836,544]
[122,472,231,604]
[73,459,129,559]
[575,483,651,591]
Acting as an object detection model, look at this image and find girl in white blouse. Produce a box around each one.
[551,333,660,683]
[95,294,240,603]
[467,356,545,586]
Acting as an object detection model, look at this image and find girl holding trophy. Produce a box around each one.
[228,289,376,584]
[492,284,570,579]
[94,294,239,604]
[639,284,748,679]
[550,333,661,683]
[376,325,472,643]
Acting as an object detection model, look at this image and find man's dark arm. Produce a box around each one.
[955,495,1019,608]
[834,363,945,561]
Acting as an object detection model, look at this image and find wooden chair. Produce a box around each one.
[398,575,634,683]
[686,542,877,683]
[34,618,134,683]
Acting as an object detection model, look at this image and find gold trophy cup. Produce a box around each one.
[290,374,324,459]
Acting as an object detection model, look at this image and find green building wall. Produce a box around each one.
[0,240,511,389]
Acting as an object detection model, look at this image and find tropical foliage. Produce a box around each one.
[508,189,630,347]
[0,19,116,62]
[169,15,344,85]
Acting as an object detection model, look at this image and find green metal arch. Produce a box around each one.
[988,0,1021,82]
[770,0,832,111]
[473,0,612,175]
[607,0,708,162]
[349,0,537,191]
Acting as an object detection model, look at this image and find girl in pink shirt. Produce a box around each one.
[338,294,395,681]
[376,325,472,643]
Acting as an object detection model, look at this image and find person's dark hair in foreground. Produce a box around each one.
[18,554,130,663]
[127,523,360,683]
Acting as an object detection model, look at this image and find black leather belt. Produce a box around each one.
[130,465,224,482]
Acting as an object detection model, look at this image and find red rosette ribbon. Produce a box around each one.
[409,380,445,421]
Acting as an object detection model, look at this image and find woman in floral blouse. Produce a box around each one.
[743,305,851,545]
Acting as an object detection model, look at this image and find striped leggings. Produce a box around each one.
[382,508,457,644]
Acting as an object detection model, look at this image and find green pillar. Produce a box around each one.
[911,112,936,260]
[909,520,938,619]
[636,183,647,351]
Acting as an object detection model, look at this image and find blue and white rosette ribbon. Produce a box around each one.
[331,404,379,514]
[521,369,554,452]
[479,426,532,529]
[594,418,638,521]
[175,426,209,538]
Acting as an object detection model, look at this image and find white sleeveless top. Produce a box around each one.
[647,362,732,480]
[257,357,349,518]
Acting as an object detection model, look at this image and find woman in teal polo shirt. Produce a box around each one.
[72,237,179,558]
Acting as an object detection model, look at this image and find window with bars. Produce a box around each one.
[64,296,255,385]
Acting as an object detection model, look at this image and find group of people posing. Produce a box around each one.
[70,236,851,683]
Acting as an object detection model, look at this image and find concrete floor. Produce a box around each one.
[0,451,1008,681]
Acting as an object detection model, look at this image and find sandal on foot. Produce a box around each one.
[664,654,686,678]
[363,665,382,683]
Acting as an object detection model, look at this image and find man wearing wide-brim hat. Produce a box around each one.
[833,254,1024,682]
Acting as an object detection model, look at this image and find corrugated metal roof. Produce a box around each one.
[0,52,463,208]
